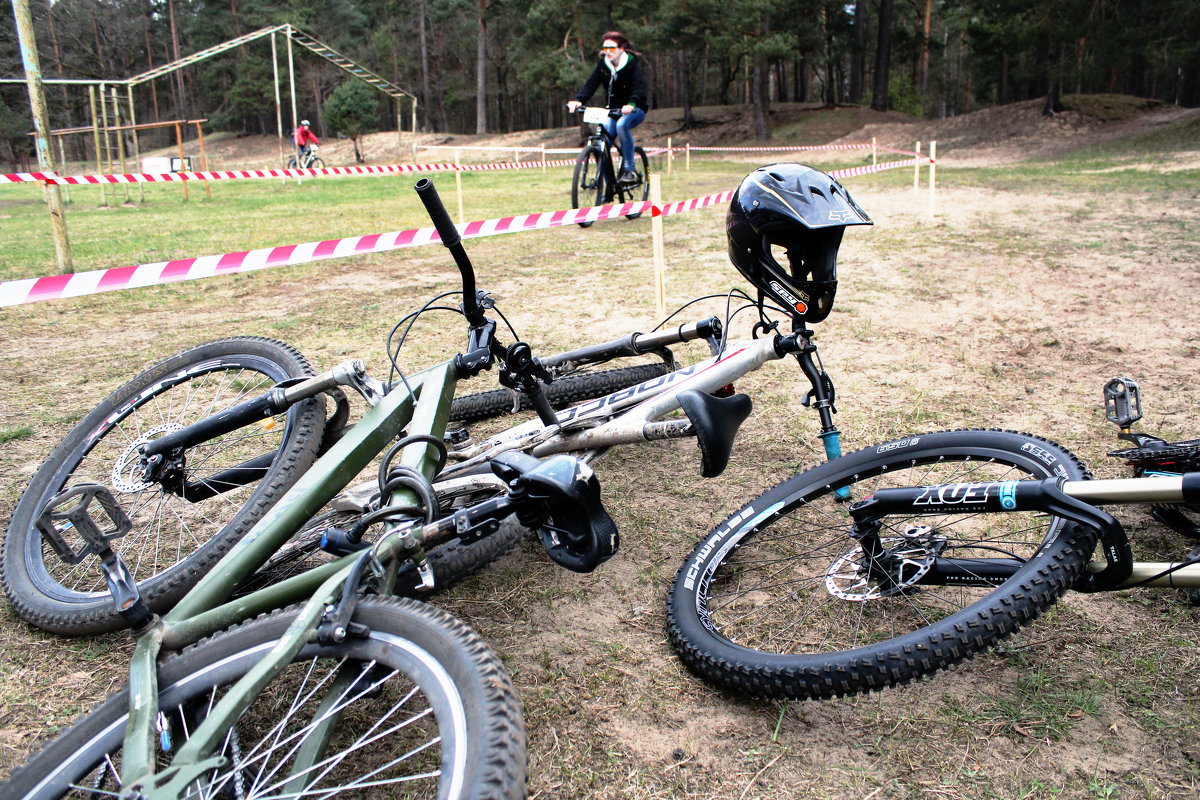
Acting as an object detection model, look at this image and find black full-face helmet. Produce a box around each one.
[727,163,872,324]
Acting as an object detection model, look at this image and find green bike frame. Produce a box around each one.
[117,359,457,797]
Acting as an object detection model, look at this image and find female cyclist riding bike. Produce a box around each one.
[567,31,646,185]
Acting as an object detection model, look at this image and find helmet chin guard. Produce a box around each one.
[727,163,872,324]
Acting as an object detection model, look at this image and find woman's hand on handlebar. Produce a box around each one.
[567,100,582,113]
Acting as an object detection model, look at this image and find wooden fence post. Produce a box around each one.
[929,141,937,219]
[650,174,666,320]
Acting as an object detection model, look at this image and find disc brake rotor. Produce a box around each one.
[111,422,184,493]
[825,526,940,601]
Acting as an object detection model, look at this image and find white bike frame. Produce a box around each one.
[441,333,801,476]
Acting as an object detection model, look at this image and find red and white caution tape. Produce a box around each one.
[827,158,922,179]
[1,196,661,307]
[1,157,921,308]
[0,163,452,185]
[656,190,734,217]
[683,144,872,152]
[1,142,899,187]
[0,159,579,186]
[457,159,576,172]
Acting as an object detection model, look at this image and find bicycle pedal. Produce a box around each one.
[35,483,132,565]
[1103,377,1142,428]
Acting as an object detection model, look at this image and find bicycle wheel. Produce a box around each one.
[571,146,605,228]
[620,147,651,220]
[285,156,298,169]
[2,596,527,800]
[667,429,1094,700]
[450,362,672,423]
[2,338,326,636]
[309,157,326,169]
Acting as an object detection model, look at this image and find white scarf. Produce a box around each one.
[604,51,629,73]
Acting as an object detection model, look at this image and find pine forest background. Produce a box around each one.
[2,0,1199,167]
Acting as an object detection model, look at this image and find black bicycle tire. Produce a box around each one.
[286,156,298,168]
[2,596,527,800]
[449,362,671,423]
[623,147,651,219]
[571,146,605,228]
[667,429,1094,700]
[309,157,326,169]
[1,338,326,636]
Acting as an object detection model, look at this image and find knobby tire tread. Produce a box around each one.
[623,147,651,219]
[666,429,1095,701]
[2,596,527,800]
[449,362,670,423]
[571,146,604,227]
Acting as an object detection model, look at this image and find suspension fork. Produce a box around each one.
[791,331,848,498]
[846,476,1132,589]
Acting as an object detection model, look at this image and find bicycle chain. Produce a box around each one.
[1108,437,1200,467]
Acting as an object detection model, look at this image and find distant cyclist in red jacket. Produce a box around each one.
[293,120,321,163]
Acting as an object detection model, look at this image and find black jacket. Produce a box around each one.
[575,52,646,111]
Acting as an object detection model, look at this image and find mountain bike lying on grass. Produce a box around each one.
[569,106,650,227]
[1,163,873,799]
[667,377,1200,701]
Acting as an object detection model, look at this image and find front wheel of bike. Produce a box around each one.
[620,147,651,219]
[308,157,326,170]
[1,337,326,636]
[571,146,605,228]
[2,596,527,800]
[667,429,1095,700]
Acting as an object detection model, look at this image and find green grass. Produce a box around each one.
[0,426,33,444]
[0,159,770,282]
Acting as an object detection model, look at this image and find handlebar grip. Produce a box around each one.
[414,178,461,249]
[414,178,484,323]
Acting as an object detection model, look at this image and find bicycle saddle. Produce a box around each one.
[678,390,753,478]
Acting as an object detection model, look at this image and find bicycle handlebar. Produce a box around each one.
[570,105,623,117]
[414,178,484,326]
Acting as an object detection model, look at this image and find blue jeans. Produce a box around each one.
[604,107,646,171]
